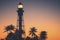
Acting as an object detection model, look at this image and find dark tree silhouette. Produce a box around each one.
[6,32,15,40]
[29,27,39,40]
[5,25,15,40]
[5,25,25,40]
[29,27,37,37]
[40,31,47,40]
[4,25,15,32]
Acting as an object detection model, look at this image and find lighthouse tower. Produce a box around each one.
[17,2,25,40]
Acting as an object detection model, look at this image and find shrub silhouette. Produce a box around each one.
[40,31,47,40]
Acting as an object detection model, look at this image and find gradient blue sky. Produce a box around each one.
[0,0,60,40]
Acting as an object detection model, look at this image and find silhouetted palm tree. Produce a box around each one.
[40,31,47,40]
[29,27,37,37]
[4,25,15,32]
[5,25,15,40]
[29,27,39,40]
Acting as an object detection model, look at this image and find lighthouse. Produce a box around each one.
[17,2,25,40]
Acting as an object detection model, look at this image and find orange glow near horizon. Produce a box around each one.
[0,9,60,40]
[0,19,60,40]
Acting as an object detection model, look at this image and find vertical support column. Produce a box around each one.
[17,8,24,40]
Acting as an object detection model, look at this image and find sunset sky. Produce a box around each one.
[0,0,60,40]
